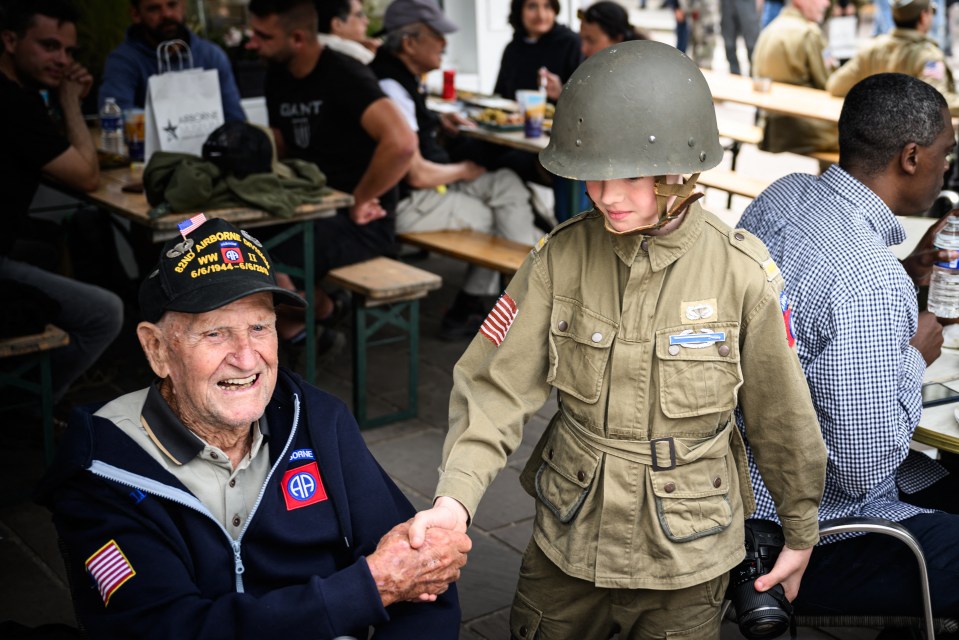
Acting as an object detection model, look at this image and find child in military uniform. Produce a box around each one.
[410,40,827,639]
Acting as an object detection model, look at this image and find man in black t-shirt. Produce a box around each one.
[246,0,415,354]
[0,0,123,402]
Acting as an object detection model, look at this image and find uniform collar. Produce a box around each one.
[889,27,932,43]
[140,379,270,465]
[608,201,706,271]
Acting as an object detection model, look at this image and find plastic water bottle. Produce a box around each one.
[927,216,959,318]
[99,97,124,156]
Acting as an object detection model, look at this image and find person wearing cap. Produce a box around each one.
[826,0,959,115]
[407,40,827,638]
[40,217,467,639]
[752,0,838,156]
[370,0,543,340]
[577,1,647,59]
[738,72,959,622]
[317,0,381,65]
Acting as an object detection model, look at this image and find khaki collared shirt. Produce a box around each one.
[95,382,271,539]
[826,28,959,115]
[753,7,838,153]
[436,204,826,589]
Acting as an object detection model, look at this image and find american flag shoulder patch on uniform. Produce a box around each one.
[86,539,136,606]
[922,60,946,81]
[480,293,518,346]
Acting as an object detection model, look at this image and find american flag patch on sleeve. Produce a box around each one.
[922,60,946,81]
[86,539,136,606]
[480,293,519,346]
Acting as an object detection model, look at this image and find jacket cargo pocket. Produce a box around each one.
[535,420,600,523]
[650,455,732,541]
[656,322,743,418]
[547,296,617,404]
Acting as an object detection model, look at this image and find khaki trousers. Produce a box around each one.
[510,541,728,640]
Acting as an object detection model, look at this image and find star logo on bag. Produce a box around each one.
[163,119,179,141]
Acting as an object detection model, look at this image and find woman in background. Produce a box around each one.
[578,1,647,58]
[494,0,582,102]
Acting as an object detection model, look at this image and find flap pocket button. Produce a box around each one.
[713,476,722,488]
[591,332,603,343]
[718,344,730,357]
[664,482,676,493]
[668,345,680,356]
[577,470,586,482]
[558,320,568,331]
[548,448,554,460]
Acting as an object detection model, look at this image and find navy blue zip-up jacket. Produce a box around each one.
[38,369,459,639]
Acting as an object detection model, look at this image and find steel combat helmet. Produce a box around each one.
[540,40,722,231]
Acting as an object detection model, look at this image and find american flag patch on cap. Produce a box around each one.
[177,213,207,239]
[86,539,136,606]
[480,293,518,346]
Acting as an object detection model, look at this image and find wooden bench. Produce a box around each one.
[699,169,772,201]
[0,324,69,465]
[807,150,840,166]
[398,229,533,276]
[326,257,441,428]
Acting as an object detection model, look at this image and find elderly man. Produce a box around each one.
[0,0,123,401]
[826,0,959,115]
[99,0,244,122]
[41,217,467,638]
[317,0,381,64]
[370,0,542,339]
[752,0,837,155]
[738,73,959,620]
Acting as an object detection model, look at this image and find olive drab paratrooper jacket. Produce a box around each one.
[435,204,826,590]
[826,28,959,116]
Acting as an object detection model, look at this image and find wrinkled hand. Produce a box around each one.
[911,311,944,366]
[903,211,959,286]
[350,199,387,225]
[59,61,93,103]
[409,497,469,549]
[366,520,471,606]
[754,545,811,602]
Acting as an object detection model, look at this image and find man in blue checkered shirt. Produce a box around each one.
[738,73,959,621]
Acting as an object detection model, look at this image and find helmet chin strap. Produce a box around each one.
[603,173,703,236]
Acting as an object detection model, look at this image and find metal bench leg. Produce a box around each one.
[351,296,420,429]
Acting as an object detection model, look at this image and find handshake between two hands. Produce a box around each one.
[366,499,472,607]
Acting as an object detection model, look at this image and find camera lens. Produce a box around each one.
[732,582,791,640]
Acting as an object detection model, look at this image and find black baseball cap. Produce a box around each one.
[139,217,306,323]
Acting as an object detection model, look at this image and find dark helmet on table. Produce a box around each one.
[539,40,722,232]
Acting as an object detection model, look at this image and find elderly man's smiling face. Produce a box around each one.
[139,293,278,433]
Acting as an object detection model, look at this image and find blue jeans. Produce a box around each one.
[794,471,959,618]
[0,256,123,401]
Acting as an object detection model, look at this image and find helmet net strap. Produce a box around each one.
[602,173,703,235]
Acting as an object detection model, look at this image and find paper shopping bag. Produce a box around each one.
[144,67,224,163]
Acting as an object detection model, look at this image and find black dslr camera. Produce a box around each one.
[728,519,793,640]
